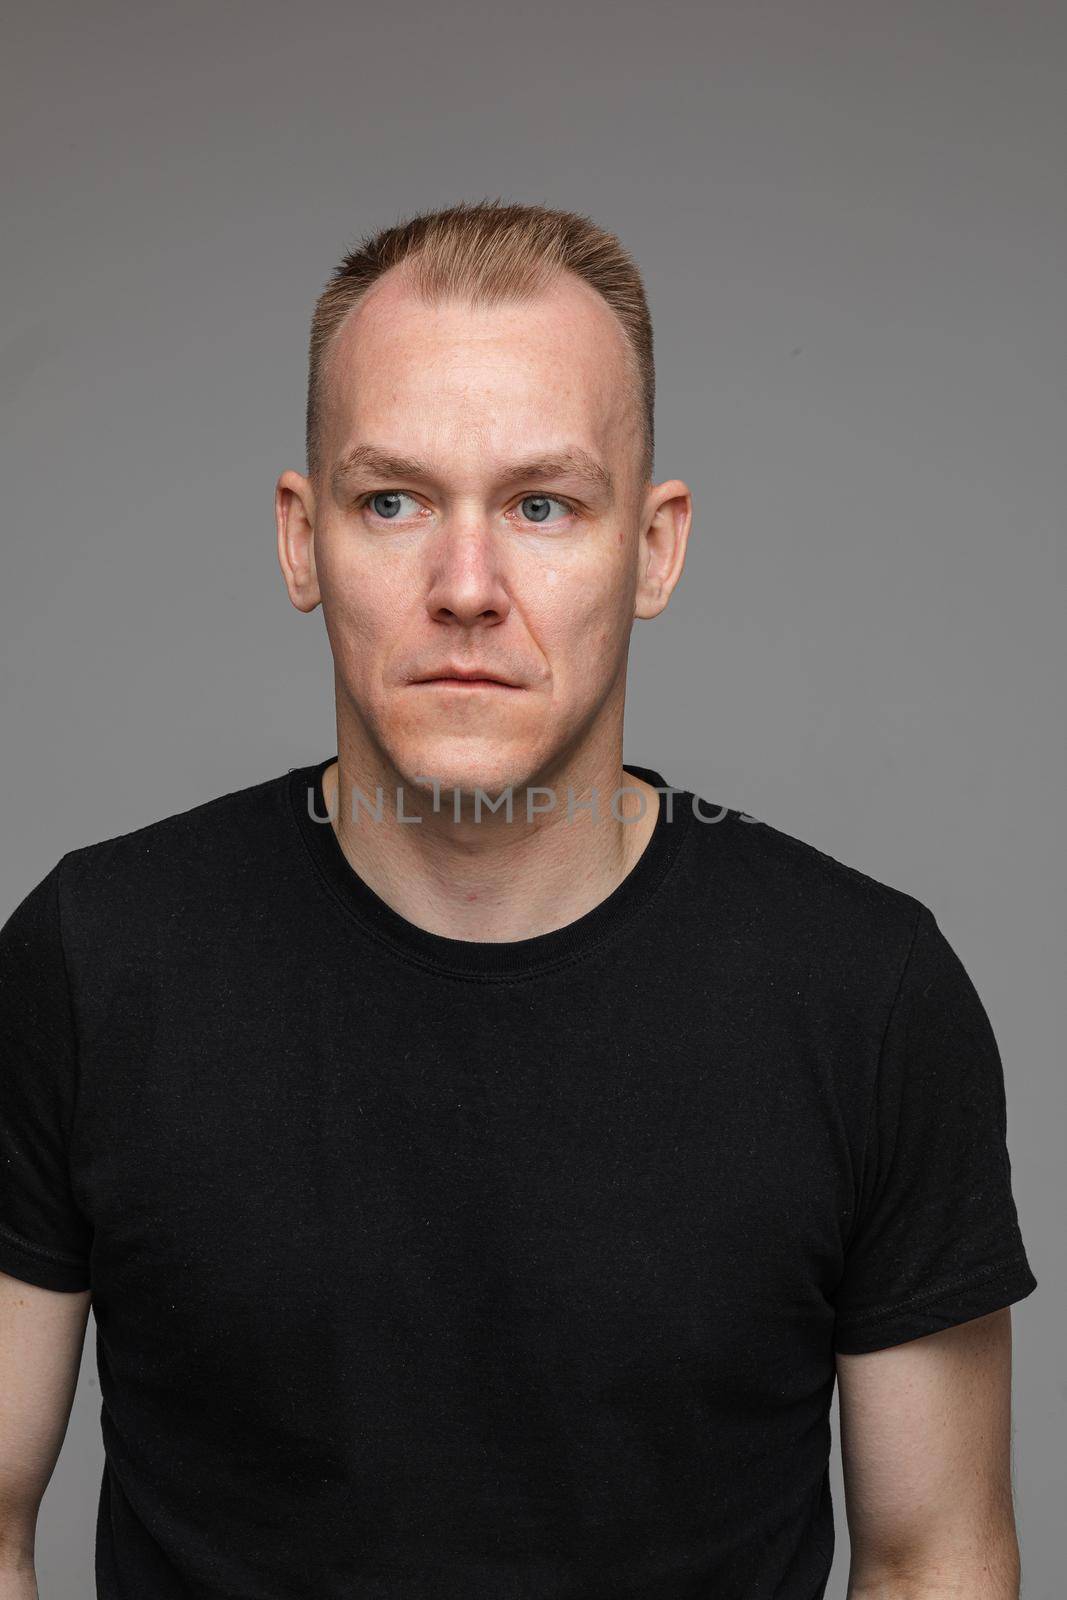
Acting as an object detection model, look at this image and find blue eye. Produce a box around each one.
[359,490,575,525]
[519,495,570,524]
[367,491,418,520]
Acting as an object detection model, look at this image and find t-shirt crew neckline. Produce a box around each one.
[287,755,695,980]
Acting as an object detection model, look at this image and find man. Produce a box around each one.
[0,199,1038,1599]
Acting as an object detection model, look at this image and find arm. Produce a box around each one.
[836,1307,1021,1599]
[0,1270,92,1597]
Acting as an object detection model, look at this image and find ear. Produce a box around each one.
[634,478,692,619]
[275,470,322,613]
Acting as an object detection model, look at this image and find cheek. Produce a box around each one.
[536,567,631,667]
[319,545,408,642]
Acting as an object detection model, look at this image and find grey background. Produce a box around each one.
[2,1,1063,1593]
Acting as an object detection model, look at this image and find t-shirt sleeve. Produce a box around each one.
[0,857,93,1292]
[833,903,1037,1354]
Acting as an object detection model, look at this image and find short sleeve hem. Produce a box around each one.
[0,1220,91,1293]
[0,856,94,1284]
[833,1249,1037,1354]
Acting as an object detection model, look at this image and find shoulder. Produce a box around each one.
[679,784,928,985]
[47,764,297,951]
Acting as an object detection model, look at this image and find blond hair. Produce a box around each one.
[305,198,655,491]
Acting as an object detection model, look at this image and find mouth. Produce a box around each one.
[411,666,524,689]
[415,677,522,690]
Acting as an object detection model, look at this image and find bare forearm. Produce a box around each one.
[0,1499,39,1598]
[846,1546,1021,1600]
[847,1588,1017,1600]
[0,1569,37,1600]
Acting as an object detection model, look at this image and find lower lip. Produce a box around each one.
[418,678,520,689]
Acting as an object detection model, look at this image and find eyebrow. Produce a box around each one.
[330,443,615,502]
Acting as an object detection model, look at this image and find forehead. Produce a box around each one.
[320,267,637,462]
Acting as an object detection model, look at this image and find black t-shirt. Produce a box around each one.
[0,755,1038,1599]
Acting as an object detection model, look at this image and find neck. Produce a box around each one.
[321,749,661,945]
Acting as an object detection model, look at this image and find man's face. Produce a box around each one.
[277,266,688,799]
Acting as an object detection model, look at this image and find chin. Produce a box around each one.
[388,735,548,805]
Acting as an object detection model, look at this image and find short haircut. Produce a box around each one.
[305,198,655,492]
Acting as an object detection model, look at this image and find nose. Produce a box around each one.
[424,519,512,629]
